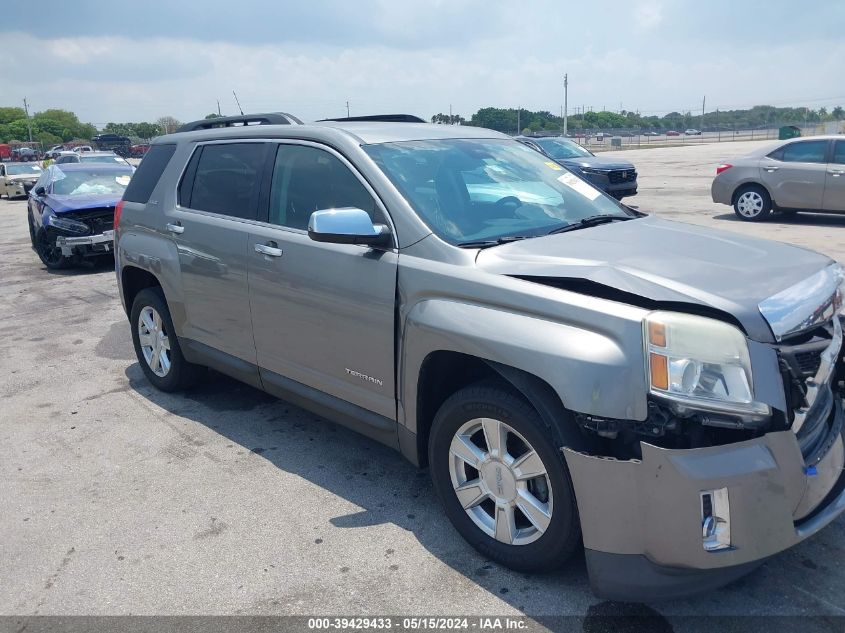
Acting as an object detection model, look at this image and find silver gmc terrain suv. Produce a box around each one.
[115,113,845,600]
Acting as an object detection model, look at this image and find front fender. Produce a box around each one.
[401,298,649,434]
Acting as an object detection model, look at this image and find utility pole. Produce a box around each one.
[449,104,452,124]
[22,97,33,143]
[563,73,568,136]
[517,106,521,135]
[217,100,222,116]
[702,95,706,131]
[346,101,350,117]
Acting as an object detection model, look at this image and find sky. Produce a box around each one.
[2,0,844,127]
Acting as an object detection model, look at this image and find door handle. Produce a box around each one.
[829,169,844,176]
[764,166,780,172]
[255,242,283,257]
[166,222,184,234]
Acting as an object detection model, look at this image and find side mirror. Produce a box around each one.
[33,186,46,197]
[307,207,391,247]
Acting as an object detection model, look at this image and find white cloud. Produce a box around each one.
[634,1,664,30]
[0,24,841,128]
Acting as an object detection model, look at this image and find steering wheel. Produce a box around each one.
[493,196,522,211]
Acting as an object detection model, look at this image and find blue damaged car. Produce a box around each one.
[27,163,133,269]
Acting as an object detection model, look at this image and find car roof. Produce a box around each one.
[85,151,119,156]
[158,121,509,146]
[51,163,132,172]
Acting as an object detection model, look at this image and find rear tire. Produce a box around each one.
[130,287,205,391]
[733,184,772,221]
[429,382,581,572]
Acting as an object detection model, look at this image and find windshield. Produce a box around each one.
[534,138,592,160]
[363,138,628,244]
[48,166,133,196]
[7,164,42,175]
[80,154,128,165]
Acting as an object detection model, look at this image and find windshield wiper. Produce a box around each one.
[456,235,532,249]
[546,214,634,235]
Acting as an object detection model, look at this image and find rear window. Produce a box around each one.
[185,143,266,219]
[122,144,177,203]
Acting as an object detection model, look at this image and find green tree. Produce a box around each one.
[0,107,26,125]
[204,113,222,119]
[134,122,161,140]
[833,106,844,120]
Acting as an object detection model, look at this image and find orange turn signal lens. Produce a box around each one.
[648,321,666,347]
[650,353,669,390]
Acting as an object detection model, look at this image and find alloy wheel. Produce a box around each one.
[138,306,172,377]
[448,417,553,546]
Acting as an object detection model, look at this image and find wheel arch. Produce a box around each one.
[121,265,163,318]
[413,351,589,468]
[731,180,774,206]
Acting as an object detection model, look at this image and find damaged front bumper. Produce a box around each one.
[56,230,114,256]
[564,396,845,601]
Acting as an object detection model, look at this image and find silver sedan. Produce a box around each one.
[711,135,845,221]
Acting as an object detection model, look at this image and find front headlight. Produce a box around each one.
[579,167,606,177]
[49,216,90,235]
[644,311,769,417]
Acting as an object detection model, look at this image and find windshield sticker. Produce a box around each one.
[544,161,563,171]
[115,175,131,186]
[557,172,601,200]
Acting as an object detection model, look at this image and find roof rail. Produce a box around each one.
[176,112,303,133]
[319,114,426,123]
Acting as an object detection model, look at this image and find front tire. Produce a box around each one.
[35,228,75,269]
[429,383,581,572]
[130,287,205,391]
[733,185,772,221]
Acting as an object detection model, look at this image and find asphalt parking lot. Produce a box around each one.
[3,140,845,630]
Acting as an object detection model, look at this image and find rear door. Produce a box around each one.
[823,140,845,212]
[247,141,398,421]
[166,141,270,366]
[759,139,828,209]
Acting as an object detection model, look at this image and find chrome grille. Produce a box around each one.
[608,170,637,184]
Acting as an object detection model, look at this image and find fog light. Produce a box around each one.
[701,488,731,551]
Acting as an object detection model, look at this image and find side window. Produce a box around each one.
[177,147,203,208]
[767,148,784,161]
[833,141,845,165]
[0,165,4,176]
[188,143,266,219]
[123,144,177,203]
[267,144,381,230]
[781,140,828,164]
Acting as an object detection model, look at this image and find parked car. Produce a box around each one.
[685,129,702,136]
[72,145,93,153]
[0,144,11,161]
[643,131,661,137]
[12,147,39,161]
[117,114,845,601]
[516,135,637,199]
[712,136,845,221]
[28,163,132,268]
[594,132,612,140]
[55,150,132,168]
[666,130,681,137]
[130,144,150,158]
[91,133,131,157]
[0,162,42,198]
[45,145,66,159]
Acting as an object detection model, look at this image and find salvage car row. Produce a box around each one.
[5,114,845,602]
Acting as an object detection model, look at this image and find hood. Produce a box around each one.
[475,215,833,342]
[556,155,635,171]
[7,173,40,181]
[44,193,121,214]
